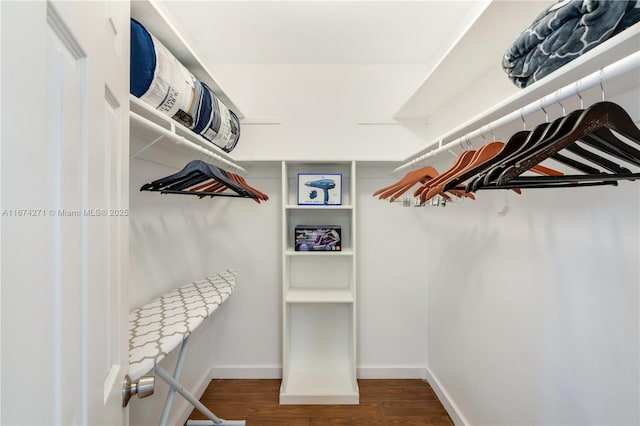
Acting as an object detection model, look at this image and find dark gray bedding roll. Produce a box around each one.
[503,0,640,89]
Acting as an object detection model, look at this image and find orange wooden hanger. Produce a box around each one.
[374,166,439,200]
[227,172,267,203]
[424,142,505,201]
[373,166,438,197]
[415,149,476,204]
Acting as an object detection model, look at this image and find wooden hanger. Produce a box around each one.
[373,166,439,199]
[468,108,619,191]
[496,101,640,185]
[423,142,519,201]
[477,113,582,187]
[188,171,269,203]
[225,172,268,202]
[375,166,448,202]
[414,149,476,204]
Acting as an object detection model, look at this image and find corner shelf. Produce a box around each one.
[280,161,359,405]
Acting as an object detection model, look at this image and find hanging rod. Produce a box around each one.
[394,51,640,174]
[130,111,248,175]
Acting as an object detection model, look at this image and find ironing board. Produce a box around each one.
[129,270,245,426]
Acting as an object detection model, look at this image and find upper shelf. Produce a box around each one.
[129,0,247,173]
[130,96,247,173]
[130,0,244,119]
[397,2,640,167]
[394,0,554,122]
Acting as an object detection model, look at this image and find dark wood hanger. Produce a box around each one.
[422,138,564,202]
[469,102,640,191]
[495,101,640,185]
[475,111,591,189]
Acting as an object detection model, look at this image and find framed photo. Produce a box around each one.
[298,173,342,205]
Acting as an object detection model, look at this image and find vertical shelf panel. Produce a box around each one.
[281,161,359,405]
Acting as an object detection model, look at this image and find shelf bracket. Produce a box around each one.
[130,134,165,159]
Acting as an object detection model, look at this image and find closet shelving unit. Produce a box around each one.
[397,16,640,170]
[280,161,359,405]
[129,0,246,173]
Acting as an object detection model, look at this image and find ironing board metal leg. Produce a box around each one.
[186,420,246,426]
[156,365,235,425]
[159,336,191,426]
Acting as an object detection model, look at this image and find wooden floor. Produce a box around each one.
[188,379,453,425]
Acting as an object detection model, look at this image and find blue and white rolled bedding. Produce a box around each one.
[130,19,240,152]
[502,0,640,88]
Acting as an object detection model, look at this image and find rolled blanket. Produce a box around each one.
[130,19,240,152]
[503,0,640,88]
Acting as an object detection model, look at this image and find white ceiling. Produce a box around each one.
[162,1,488,65]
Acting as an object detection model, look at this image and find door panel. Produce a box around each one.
[1,1,129,424]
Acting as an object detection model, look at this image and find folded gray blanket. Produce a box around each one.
[503,0,640,88]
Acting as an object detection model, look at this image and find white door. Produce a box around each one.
[1,1,130,424]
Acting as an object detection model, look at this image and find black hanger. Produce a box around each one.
[142,160,213,189]
[141,160,258,199]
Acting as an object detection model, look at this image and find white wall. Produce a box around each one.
[357,163,429,377]
[128,159,282,424]
[208,64,432,162]
[423,89,640,425]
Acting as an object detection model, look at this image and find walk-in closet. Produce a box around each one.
[2,1,639,425]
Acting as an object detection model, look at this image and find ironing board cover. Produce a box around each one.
[129,270,237,381]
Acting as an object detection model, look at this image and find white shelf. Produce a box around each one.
[130,0,243,118]
[398,9,640,165]
[281,161,358,405]
[286,289,354,304]
[285,248,353,256]
[129,0,248,173]
[280,367,359,405]
[395,0,548,121]
[285,204,353,210]
[129,96,247,173]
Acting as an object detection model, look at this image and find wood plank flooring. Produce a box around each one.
[188,379,453,425]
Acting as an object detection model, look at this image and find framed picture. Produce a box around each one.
[297,173,342,205]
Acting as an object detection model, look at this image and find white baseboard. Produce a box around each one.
[425,366,469,426]
[211,365,282,379]
[172,366,216,426]
[357,366,428,379]
[209,366,428,380]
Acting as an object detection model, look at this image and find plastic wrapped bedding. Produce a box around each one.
[502,0,640,88]
[130,19,240,152]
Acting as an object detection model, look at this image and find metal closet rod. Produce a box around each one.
[394,51,640,174]
[130,111,248,175]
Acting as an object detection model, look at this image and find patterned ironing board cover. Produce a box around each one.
[129,270,237,381]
